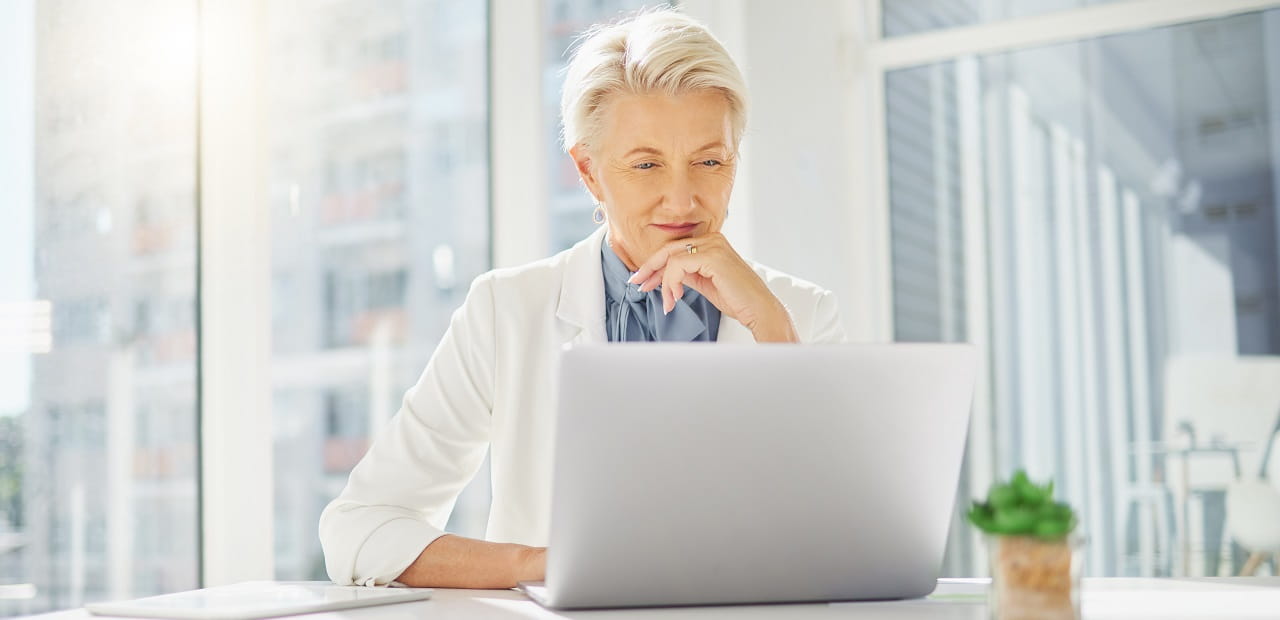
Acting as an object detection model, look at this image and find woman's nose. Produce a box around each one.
[664,172,697,213]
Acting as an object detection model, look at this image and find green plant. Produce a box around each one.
[967,470,1077,540]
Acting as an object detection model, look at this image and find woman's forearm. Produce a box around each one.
[394,534,546,589]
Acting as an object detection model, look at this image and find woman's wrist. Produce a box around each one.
[512,545,547,584]
[748,301,799,343]
[396,536,545,589]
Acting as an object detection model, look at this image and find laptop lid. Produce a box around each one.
[540,343,976,609]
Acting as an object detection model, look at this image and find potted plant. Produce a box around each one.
[967,470,1082,620]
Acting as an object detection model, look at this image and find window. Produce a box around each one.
[264,0,491,580]
[886,9,1280,576]
[0,0,199,613]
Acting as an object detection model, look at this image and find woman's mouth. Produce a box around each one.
[652,222,699,236]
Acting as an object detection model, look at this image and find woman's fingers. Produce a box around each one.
[626,234,746,314]
[629,245,678,284]
[633,253,697,313]
[634,251,686,294]
[626,253,664,286]
[628,235,722,286]
[660,260,687,314]
[638,271,663,292]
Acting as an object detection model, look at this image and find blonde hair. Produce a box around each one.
[559,8,748,154]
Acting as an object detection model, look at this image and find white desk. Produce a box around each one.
[30,577,1280,620]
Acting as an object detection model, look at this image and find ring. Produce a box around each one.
[685,243,697,255]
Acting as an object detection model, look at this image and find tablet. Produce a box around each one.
[85,581,433,620]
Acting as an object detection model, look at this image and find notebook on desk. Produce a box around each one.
[85,581,432,620]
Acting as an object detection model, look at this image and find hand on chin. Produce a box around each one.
[626,232,798,342]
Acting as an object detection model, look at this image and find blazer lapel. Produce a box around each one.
[555,226,609,344]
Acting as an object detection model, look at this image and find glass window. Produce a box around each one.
[887,10,1280,577]
[0,0,199,613]
[545,0,664,252]
[882,0,1120,37]
[264,0,491,580]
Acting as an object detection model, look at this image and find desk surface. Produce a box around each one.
[30,577,1280,620]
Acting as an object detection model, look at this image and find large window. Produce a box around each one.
[886,7,1280,577]
[0,0,199,614]
[264,0,491,580]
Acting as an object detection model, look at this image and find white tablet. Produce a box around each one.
[85,581,433,620]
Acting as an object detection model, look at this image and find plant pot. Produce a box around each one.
[987,534,1083,620]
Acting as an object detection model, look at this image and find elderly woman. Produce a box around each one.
[319,9,844,589]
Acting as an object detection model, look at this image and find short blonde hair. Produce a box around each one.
[559,8,748,154]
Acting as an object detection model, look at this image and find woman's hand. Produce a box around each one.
[627,232,798,343]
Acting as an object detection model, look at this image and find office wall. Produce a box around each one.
[685,0,879,341]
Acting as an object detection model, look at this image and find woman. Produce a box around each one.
[319,8,845,589]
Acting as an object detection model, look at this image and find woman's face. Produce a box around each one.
[570,90,737,271]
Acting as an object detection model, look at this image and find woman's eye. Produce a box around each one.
[700,160,722,167]
[634,162,656,170]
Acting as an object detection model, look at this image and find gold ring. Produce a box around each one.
[685,243,697,255]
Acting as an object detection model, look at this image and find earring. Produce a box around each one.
[592,204,606,224]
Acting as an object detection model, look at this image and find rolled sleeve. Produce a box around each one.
[353,518,446,586]
[319,274,497,586]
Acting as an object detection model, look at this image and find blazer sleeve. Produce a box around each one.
[809,289,847,344]
[319,273,496,586]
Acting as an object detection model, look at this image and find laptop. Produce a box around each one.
[86,581,432,620]
[519,343,977,609]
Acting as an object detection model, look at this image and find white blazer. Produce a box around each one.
[319,226,846,586]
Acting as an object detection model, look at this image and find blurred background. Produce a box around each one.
[1,0,1279,614]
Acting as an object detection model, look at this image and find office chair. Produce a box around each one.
[1226,411,1280,576]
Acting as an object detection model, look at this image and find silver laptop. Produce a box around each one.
[519,343,977,609]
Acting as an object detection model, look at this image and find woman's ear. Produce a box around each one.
[569,144,602,203]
